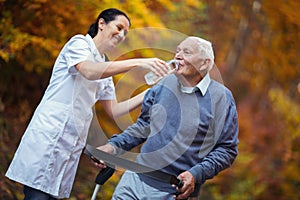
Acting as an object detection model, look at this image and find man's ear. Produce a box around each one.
[204,59,211,65]
[199,59,211,72]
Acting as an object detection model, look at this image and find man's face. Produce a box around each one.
[174,37,208,80]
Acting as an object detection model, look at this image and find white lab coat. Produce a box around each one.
[5,34,115,198]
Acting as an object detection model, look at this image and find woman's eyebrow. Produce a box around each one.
[119,24,129,35]
[118,23,128,30]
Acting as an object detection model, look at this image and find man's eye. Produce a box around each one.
[117,26,122,31]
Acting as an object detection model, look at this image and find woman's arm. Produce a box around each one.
[103,89,155,155]
[100,89,149,118]
[75,58,168,80]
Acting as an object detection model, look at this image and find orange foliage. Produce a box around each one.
[1,0,300,199]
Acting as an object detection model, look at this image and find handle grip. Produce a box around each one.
[95,166,115,185]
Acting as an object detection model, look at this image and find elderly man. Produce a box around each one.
[97,36,239,199]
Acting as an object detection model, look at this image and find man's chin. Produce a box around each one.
[175,67,184,74]
[174,71,184,77]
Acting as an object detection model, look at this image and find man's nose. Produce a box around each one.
[175,51,183,59]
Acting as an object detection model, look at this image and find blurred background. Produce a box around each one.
[0,0,299,199]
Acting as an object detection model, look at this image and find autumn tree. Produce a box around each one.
[1,0,299,199]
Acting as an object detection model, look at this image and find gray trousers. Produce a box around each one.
[112,171,175,200]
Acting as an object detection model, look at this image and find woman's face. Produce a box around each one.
[98,15,130,50]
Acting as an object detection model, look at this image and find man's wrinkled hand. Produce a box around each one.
[173,171,195,199]
[90,144,115,170]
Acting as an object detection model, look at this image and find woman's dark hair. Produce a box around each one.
[88,8,131,38]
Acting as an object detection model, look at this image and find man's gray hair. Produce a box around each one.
[190,36,215,71]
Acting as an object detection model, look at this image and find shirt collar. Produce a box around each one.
[178,73,211,96]
[85,34,105,62]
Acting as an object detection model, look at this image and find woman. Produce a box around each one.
[5,8,169,200]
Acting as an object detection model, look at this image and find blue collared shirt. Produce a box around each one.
[178,73,211,95]
[109,74,239,197]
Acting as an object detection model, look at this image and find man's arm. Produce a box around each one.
[188,97,239,184]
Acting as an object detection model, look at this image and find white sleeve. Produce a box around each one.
[96,77,116,100]
[63,35,91,75]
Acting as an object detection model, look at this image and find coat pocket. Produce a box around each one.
[29,100,70,133]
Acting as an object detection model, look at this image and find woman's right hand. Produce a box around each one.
[138,58,169,77]
[76,57,169,80]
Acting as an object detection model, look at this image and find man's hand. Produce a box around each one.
[97,143,115,154]
[90,144,115,170]
[173,171,195,199]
